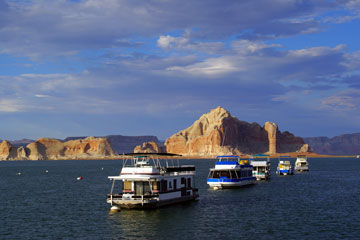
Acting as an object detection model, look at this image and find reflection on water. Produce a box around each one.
[107,201,200,240]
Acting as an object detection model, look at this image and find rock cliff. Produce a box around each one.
[134,141,166,153]
[165,106,310,156]
[304,133,360,155]
[65,135,161,154]
[0,137,115,160]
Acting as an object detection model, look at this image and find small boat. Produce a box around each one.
[207,155,256,189]
[276,156,294,175]
[250,154,271,180]
[357,155,359,159]
[107,154,199,210]
[294,155,309,171]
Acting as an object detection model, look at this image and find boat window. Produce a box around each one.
[212,171,230,178]
[187,178,191,188]
[123,181,132,191]
[152,181,159,191]
[169,181,172,189]
[230,170,237,179]
[181,177,185,184]
[174,179,177,190]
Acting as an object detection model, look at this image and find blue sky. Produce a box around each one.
[0,0,360,141]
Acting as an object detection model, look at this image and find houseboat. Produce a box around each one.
[107,155,199,210]
[276,156,294,175]
[207,155,256,189]
[250,154,271,180]
[294,155,309,171]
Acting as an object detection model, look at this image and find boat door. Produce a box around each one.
[134,182,151,195]
[135,182,143,195]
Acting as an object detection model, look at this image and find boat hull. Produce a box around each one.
[253,174,270,180]
[276,169,294,175]
[107,195,198,209]
[295,166,309,171]
[207,177,256,189]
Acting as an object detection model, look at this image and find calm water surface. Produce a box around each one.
[1,158,360,239]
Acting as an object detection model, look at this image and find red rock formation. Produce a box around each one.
[264,122,277,154]
[165,106,310,156]
[134,141,165,153]
[0,140,17,160]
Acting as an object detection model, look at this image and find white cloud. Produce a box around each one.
[321,89,360,111]
[166,57,238,76]
[0,99,23,112]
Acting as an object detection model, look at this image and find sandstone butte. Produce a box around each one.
[0,137,115,160]
[136,106,312,157]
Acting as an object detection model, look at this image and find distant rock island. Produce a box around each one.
[136,106,311,157]
[65,135,162,154]
[0,137,114,160]
[304,133,360,155]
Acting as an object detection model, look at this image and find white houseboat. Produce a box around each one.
[276,156,294,175]
[207,156,256,189]
[107,155,199,210]
[250,154,271,180]
[294,155,309,171]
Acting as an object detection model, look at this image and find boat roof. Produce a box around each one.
[253,154,269,157]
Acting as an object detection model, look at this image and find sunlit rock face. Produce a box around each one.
[0,137,115,160]
[134,141,165,153]
[165,106,310,156]
[0,140,17,160]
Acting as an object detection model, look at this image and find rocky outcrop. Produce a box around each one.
[165,106,310,156]
[65,135,162,154]
[304,133,360,155]
[134,141,165,153]
[0,137,115,160]
[0,140,18,160]
[264,122,277,154]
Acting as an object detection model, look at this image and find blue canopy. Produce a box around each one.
[252,154,269,157]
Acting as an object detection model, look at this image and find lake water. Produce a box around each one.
[1,158,360,239]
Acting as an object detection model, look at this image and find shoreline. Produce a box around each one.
[1,153,358,161]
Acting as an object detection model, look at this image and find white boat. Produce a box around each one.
[357,155,359,159]
[207,155,256,189]
[250,154,271,180]
[276,156,294,175]
[107,155,199,209]
[294,155,309,171]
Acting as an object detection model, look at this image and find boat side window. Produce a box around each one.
[169,181,172,189]
[187,178,191,188]
[173,179,177,190]
[181,177,185,184]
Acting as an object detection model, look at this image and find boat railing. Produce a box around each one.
[107,193,160,200]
